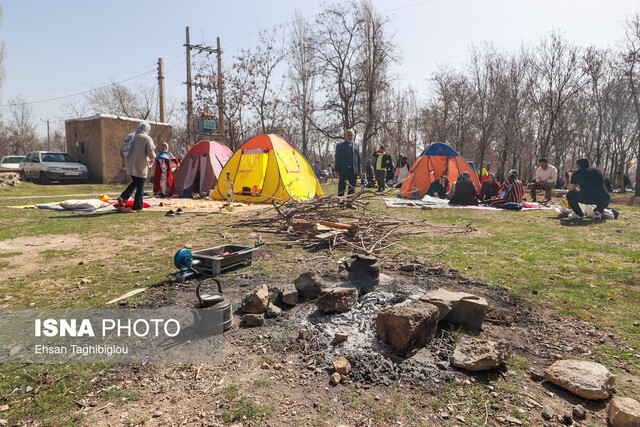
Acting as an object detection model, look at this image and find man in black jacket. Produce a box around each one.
[567,158,610,220]
[334,129,361,198]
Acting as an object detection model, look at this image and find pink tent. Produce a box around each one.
[172,140,233,195]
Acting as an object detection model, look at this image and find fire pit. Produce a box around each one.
[295,277,461,388]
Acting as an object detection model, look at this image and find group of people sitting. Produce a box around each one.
[424,156,617,219]
[426,169,525,208]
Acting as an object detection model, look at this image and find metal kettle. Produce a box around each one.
[343,254,380,293]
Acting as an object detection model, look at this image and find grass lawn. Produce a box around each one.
[0,181,639,424]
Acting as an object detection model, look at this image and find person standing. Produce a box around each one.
[529,158,557,202]
[312,160,320,177]
[153,142,179,197]
[334,129,361,198]
[567,158,610,219]
[118,122,156,211]
[364,159,375,188]
[395,156,410,186]
[373,146,392,192]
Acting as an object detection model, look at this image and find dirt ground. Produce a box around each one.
[1,195,638,426]
[64,258,639,427]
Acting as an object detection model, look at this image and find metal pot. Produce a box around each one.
[343,254,380,293]
[192,279,233,333]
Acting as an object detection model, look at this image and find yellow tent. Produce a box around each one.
[212,134,324,203]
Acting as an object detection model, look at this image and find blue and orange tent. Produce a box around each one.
[400,143,480,198]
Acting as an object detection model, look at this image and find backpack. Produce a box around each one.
[120,132,135,158]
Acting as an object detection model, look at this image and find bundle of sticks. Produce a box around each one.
[238,191,475,255]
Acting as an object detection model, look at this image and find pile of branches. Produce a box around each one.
[238,191,475,256]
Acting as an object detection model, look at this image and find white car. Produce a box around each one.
[20,151,89,184]
[0,155,26,171]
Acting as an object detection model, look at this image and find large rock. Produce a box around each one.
[280,284,298,306]
[294,272,330,299]
[316,287,358,314]
[419,288,487,330]
[450,336,511,371]
[241,285,269,314]
[375,303,439,357]
[244,313,264,327]
[543,360,615,400]
[608,396,640,427]
[332,356,351,375]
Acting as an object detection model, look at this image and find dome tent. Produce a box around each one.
[400,143,480,198]
[172,140,233,195]
[212,134,324,203]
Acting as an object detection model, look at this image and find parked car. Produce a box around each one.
[0,155,26,171]
[20,151,89,184]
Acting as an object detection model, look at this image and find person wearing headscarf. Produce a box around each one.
[153,142,179,197]
[488,169,524,207]
[449,171,479,205]
[118,122,156,211]
[395,156,410,186]
[426,175,449,199]
[478,173,500,202]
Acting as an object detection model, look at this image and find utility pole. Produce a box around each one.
[158,58,166,123]
[185,27,194,148]
[184,27,225,144]
[40,119,50,150]
[216,37,225,142]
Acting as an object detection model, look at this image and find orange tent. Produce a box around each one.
[400,143,480,198]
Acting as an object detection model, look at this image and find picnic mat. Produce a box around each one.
[383,195,549,211]
[11,197,266,213]
[144,197,265,213]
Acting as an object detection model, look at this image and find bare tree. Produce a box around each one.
[312,2,363,138]
[622,13,640,195]
[194,51,255,150]
[495,48,534,176]
[468,44,500,170]
[83,82,156,120]
[0,5,5,123]
[289,10,317,156]
[5,97,39,154]
[531,33,585,160]
[357,0,395,160]
[239,29,287,134]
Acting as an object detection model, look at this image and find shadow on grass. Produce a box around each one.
[559,218,602,227]
[47,210,141,219]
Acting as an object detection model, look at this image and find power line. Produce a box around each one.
[0,68,158,108]
[2,51,184,101]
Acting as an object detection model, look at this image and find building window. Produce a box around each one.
[79,142,86,156]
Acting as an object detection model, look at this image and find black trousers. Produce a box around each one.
[566,190,609,216]
[337,170,357,196]
[120,175,147,210]
[375,170,386,191]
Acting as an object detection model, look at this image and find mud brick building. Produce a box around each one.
[65,115,172,184]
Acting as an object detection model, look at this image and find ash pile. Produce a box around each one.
[281,256,511,389]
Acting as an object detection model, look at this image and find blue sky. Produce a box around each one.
[1,0,639,137]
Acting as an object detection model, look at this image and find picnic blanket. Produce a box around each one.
[12,196,265,214]
[383,195,549,211]
[143,197,265,213]
[27,199,112,212]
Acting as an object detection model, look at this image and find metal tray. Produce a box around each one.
[192,244,257,276]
